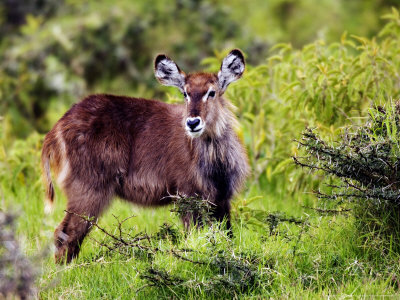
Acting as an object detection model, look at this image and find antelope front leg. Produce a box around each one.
[54,213,91,263]
[181,212,202,231]
[213,200,233,236]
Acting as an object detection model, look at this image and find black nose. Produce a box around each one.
[186,118,200,130]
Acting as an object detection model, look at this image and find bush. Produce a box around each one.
[0,0,264,139]
[3,7,400,199]
[208,7,400,196]
[0,1,397,141]
[294,102,400,251]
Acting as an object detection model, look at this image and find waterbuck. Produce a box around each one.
[42,49,249,263]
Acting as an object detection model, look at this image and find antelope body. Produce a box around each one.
[42,49,249,263]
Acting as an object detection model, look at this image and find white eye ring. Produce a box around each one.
[203,87,216,102]
[184,87,191,102]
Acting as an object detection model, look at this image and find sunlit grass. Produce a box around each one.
[2,163,399,298]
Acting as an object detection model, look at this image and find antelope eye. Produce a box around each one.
[183,92,187,98]
[209,90,215,98]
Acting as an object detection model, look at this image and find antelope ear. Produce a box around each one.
[218,49,245,93]
[154,54,186,92]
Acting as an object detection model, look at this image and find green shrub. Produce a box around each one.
[0,1,397,141]
[3,7,400,198]
[0,0,261,139]
[294,102,400,251]
[207,8,400,196]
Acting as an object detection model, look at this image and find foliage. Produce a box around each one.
[212,7,400,196]
[2,1,400,202]
[0,1,396,140]
[0,0,262,138]
[169,194,216,226]
[294,102,400,251]
[229,0,394,48]
[0,0,61,37]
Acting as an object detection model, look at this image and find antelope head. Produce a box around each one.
[155,49,245,138]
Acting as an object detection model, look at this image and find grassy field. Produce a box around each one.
[1,134,400,299]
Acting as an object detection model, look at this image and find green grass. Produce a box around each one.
[2,147,400,299]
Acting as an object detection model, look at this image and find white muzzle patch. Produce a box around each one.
[185,117,205,138]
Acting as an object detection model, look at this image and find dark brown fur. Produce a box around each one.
[42,52,249,263]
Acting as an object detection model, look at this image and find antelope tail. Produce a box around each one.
[42,152,54,214]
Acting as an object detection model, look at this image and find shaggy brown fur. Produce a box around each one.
[42,49,249,263]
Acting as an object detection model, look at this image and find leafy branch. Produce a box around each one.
[294,103,400,249]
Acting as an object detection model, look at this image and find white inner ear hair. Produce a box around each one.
[218,53,244,91]
[156,59,185,90]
